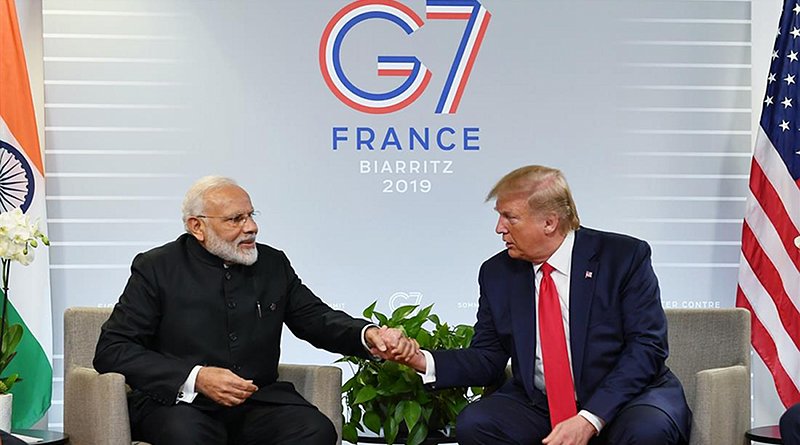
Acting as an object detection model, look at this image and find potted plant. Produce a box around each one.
[0,208,48,430]
[338,302,482,445]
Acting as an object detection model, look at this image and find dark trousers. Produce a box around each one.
[455,393,685,445]
[781,403,800,445]
[133,400,336,445]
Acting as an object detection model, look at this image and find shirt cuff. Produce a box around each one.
[578,409,604,434]
[361,323,379,353]
[176,365,202,404]
[416,350,437,384]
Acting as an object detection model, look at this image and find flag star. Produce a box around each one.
[783,97,793,108]
[785,73,796,85]
[773,50,780,60]
[792,27,800,38]
[768,73,777,83]
[795,3,800,14]
[765,96,774,106]
[780,120,791,131]
[789,51,799,62]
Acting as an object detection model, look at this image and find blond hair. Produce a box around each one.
[486,165,580,234]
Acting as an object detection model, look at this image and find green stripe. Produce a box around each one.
[4,302,52,428]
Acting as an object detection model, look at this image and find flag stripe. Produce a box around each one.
[748,157,800,271]
[737,288,800,405]
[741,223,800,350]
[0,0,43,175]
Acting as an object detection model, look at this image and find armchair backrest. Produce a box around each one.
[664,308,750,408]
[64,307,113,371]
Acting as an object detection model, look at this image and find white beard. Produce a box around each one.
[204,229,258,266]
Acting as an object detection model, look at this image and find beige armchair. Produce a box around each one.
[665,308,751,445]
[489,308,751,445]
[63,307,345,445]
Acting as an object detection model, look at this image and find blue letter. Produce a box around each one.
[436,127,456,151]
[332,127,348,150]
[409,127,429,151]
[356,127,376,150]
[463,127,480,151]
[381,127,402,150]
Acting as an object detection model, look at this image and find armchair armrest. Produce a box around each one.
[278,364,343,444]
[690,365,750,445]
[64,366,132,445]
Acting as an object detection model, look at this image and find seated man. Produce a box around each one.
[781,403,800,445]
[393,165,691,445]
[94,176,415,445]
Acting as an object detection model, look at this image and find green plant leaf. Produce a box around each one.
[402,400,422,432]
[390,305,417,322]
[375,312,389,326]
[363,410,382,435]
[342,423,358,444]
[363,301,377,319]
[407,421,428,445]
[354,385,378,404]
[384,415,399,444]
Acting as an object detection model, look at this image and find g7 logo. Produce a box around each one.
[319,0,491,114]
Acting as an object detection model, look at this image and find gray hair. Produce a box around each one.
[182,176,238,232]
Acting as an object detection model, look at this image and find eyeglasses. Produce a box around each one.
[196,210,260,228]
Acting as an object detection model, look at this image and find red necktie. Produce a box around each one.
[538,262,577,427]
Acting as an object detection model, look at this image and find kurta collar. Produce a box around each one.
[183,233,227,267]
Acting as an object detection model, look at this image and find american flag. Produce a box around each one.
[737,0,800,408]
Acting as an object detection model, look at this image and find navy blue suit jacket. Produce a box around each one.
[430,227,691,440]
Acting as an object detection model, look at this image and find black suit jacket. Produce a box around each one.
[94,234,370,413]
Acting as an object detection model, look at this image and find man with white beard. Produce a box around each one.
[94,176,416,445]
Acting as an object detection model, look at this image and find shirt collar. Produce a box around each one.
[533,230,575,276]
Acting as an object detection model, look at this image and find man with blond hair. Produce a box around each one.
[94,176,416,445]
[396,165,691,445]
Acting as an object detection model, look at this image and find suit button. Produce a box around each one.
[225,272,232,280]
[269,303,277,311]
[233,364,241,371]
[227,300,236,309]
[229,332,238,342]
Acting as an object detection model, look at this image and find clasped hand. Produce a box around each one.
[365,325,420,362]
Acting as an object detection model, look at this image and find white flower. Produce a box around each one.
[0,208,48,265]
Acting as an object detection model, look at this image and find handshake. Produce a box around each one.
[364,325,425,371]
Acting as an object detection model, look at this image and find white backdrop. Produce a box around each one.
[12,0,789,432]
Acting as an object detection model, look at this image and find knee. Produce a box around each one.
[455,403,492,444]
[608,413,679,445]
[304,414,337,445]
[780,404,800,439]
[155,421,211,445]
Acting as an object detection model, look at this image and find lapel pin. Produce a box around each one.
[585,271,593,279]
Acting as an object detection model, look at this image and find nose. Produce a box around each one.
[495,217,507,235]
[243,216,258,234]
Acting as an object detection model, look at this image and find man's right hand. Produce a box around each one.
[195,366,258,407]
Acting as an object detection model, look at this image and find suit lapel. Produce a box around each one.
[569,228,598,395]
[509,259,537,396]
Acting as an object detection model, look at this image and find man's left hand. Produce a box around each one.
[541,414,596,445]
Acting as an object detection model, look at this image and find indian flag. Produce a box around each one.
[0,0,53,428]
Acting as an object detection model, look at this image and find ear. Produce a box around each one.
[186,217,206,242]
[542,212,560,236]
